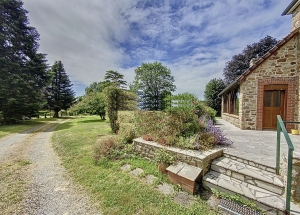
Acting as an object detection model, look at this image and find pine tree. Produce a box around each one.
[48,61,75,118]
[0,0,50,124]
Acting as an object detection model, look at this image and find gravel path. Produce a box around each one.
[0,120,101,215]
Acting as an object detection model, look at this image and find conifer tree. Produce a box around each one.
[48,61,75,118]
[0,0,50,123]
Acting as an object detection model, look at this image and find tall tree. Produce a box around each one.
[85,81,110,94]
[48,61,75,118]
[204,78,226,116]
[0,0,50,123]
[104,70,127,88]
[131,62,176,110]
[223,35,278,83]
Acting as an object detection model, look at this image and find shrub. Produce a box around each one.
[93,136,120,162]
[116,123,136,144]
[93,135,136,162]
[154,148,176,165]
[133,110,181,145]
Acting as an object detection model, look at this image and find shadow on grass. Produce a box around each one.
[77,119,106,124]
[54,121,74,131]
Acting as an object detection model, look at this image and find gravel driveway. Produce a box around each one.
[0,120,101,215]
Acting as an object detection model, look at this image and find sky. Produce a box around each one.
[22,0,292,99]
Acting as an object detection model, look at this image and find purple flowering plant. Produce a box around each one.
[198,116,233,146]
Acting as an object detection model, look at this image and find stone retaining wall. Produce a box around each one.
[221,113,241,129]
[133,138,223,175]
[280,152,300,201]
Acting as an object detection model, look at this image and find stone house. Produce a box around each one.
[219,0,300,130]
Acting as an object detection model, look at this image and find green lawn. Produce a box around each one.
[52,116,217,215]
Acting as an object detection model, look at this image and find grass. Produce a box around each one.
[52,116,217,215]
[0,117,60,139]
[0,159,31,214]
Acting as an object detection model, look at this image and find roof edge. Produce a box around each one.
[218,81,239,96]
[237,29,299,82]
[282,0,300,15]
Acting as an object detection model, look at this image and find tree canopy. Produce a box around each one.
[204,78,226,116]
[104,70,127,88]
[223,35,278,83]
[131,62,176,110]
[47,61,75,118]
[0,0,50,123]
[71,70,132,121]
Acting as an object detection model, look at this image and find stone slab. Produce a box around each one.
[177,164,202,182]
[166,162,185,174]
[203,170,286,212]
[212,156,284,195]
[167,162,202,194]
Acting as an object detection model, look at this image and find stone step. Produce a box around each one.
[202,170,286,214]
[211,157,284,195]
[223,152,276,174]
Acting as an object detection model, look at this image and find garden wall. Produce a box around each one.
[133,138,223,175]
[221,113,241,129]
[280,152,300,202]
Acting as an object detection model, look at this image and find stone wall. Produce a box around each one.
[133,138,223,175]
[221,113,241,129]
[280,153,300,202]
[239,35,299,130]
[292,4,300,31]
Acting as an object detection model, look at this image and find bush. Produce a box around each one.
[154,148,176,165]
[133,110,181,145]
[116,123,136,144]
[93,136,120,162]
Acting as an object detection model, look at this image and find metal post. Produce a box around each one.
[276,116,281,175]
[286,149,293,214]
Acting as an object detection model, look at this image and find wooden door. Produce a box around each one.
[263,85,287,129]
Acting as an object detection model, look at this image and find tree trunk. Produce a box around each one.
[53,111,59,118]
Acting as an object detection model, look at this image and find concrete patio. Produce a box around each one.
[216,118,300,169]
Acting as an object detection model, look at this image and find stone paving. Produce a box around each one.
[211,157,284,195]
[216,118,300,169]
[203,171,286,213]
[209,118,300,214]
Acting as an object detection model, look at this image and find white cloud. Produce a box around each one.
[23,0,292,99]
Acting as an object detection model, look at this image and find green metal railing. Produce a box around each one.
[276,115,299,214]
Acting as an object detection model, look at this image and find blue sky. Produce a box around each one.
[23,0,292,99]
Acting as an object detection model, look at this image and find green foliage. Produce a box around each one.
[154,148,176,165]
[223,35,278,83]
[131,61,176,110]
[204,78,226,116]
[104,70,127,88]
[70,92,106,119]
[133,92,222,150]
[85,81,110,94]
[133,110,181,145]
[105,86,121,133]
[93,136,122,161]
[105,85,137,133]
[47,61,75,118]
[0,0,51,124]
